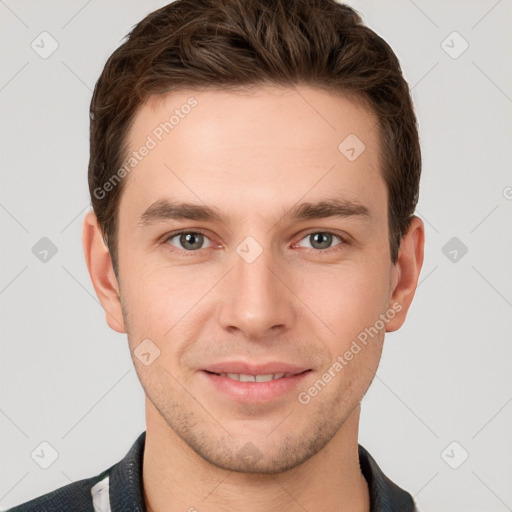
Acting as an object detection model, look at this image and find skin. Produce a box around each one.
[83,85,424,512]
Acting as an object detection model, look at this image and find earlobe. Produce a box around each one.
[385,216,425,333]
[82,210,126,333]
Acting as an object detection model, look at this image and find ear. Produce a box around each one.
[386,216,425,332]
[82,210,126,333]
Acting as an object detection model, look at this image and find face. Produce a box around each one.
[86,85,421,474]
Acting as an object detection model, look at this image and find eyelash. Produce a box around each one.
[162,229,349,257]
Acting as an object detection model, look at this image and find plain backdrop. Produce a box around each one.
[1,1,511,510]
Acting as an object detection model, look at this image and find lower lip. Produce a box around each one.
[201,370,312,404]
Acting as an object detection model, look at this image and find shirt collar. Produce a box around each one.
[108,432,417,512]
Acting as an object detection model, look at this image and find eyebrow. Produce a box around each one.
[137,197,372,226]
[138,199,223,225]
[285,198,371,222]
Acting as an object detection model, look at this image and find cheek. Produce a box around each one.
[120,255,216,341]
[294,258,390,338]
[118,256,167,336]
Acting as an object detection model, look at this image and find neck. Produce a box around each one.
[142,400,370,512]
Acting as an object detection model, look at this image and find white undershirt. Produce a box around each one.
[91,475,112,512]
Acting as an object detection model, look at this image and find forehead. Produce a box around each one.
[119,85,385,225]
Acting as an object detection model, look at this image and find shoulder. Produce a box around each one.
[7,432,146,512]
[6,469,109,512]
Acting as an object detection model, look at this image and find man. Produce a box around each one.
[10,0,424,510]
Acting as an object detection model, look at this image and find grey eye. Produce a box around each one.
[168,232,211,251]
[298,232,342,250]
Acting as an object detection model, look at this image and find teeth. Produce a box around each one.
[255,374,274,382]
[218,372,290,382]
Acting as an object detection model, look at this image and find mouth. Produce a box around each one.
[202,361,311,376]
[204,370,307,382]
[200,364,313,403]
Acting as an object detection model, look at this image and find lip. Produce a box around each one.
[200,367,312,404]
[202,361,310,375]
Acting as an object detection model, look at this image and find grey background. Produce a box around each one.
[1,1,511,510]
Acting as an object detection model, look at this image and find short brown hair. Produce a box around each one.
[88,0,421,276]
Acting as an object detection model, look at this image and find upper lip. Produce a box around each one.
[202,362,310,375]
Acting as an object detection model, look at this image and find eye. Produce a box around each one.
[165,231,213,251]
[296,232,345,251]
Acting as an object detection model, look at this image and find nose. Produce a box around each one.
[217,241,296,341]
